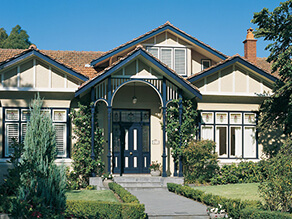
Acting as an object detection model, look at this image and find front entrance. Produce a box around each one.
[112,110,150,174]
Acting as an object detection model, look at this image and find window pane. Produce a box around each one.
[216,113,227,124]
[53,110,66,122]
[5,123,19,156]
[201,126,213,140]
[244,113,256,124]
[21,110,31,121]
[230,113,241,124]
[174,49,185,75]
[244,127,256,158]
[6,109,19,121]
[147,47,158,58]
[142,125,149,152]
[161,49,172,68]
[231,127,242,157]
[202,60,210,70]
[216,127,227,156]
[21,123,27,143]
[201,112,213,124]
[113,124,120,152]
[54,124,66,157]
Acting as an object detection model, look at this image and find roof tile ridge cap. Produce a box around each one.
[91,23,171,63]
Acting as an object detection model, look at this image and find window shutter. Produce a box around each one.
[161,48,172,68]
[147,47,159,58]
[21,123,27,143]
[5,123,19,156]
[54,124,66,157]
[174,49,186,75]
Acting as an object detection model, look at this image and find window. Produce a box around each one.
[4,108,68,158]
[147,46,187,76]
[201,59,211,70]
[200,111,257,159]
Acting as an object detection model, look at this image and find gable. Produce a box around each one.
[192,62,274,97]
[0,56,84,91]
[91,23,227,67]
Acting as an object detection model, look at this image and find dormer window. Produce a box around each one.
[147,46,187,76]
[201,59,211,70]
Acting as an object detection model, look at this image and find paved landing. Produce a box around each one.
[129,188,209,219]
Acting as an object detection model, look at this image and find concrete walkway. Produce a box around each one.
[129,188,209,219]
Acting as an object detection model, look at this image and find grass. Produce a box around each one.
[66,190,119,202]
[191,183,263,202]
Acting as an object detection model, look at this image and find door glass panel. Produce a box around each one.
[121,111,140,122]
[133,129,137,150]
[125,157,128,168]
[142,111,150,122]
[113,111,120,122]
[125,129,128,150]
[113,125,120,152]
[115,157,118,168]
[142,125,149,152]
[144,157,147,168]
[134,157,137,168]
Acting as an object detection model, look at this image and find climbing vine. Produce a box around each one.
[165,98,199,163]
[68,102,104,189]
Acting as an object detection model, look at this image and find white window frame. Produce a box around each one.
[5,123,19,157]
[229,113,242,125]
[215,125,228,158]
[52,109,67,122]
[201,112,214,124]
[5,109,19,121]
[54,123,67,158]
[146,46,187,76]
[215,112,228,124]
[201,59,211,70]
[201,125,214,141]
[229,126,242,158]
[243,126,257,158]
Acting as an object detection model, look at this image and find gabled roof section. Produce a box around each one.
[187,55,278,83]
[76,45,202,99]
[0,48,89,81]
[90,22,228,66]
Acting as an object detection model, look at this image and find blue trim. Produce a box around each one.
[90,25,227,66]
[0,50,88,81]
[188,56,278,83]
[76,48,202,99]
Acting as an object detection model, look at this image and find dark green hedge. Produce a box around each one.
[108,182,140,204]
[66,200,146,219]
[167,183,262,219]
[241,207,292,219]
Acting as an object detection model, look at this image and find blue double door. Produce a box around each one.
[112,110,150,174]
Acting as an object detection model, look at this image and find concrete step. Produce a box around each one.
[114,176,162,183]
[117,182,162,187]
[147,215,209,219]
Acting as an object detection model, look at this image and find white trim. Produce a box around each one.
[52,109,67,122]
[0,87,77,92]
[144,43,187,48]
[200,91,270,97]
[218,71,221,92]
[33,59,36,88]
[232,65,235,93]
[5,122,19,157]
[260,79,263,93]
[215,112,228,124]
[5,109,19,121]
[17,65,20,87]
[53,123,67,158]
[64,74,67,88]
[201,125,214,141]
[246,72,249,93]
[49,66,52,88]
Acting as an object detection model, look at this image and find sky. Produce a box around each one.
[0,0,283,58]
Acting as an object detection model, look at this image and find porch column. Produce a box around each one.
[107,77,112,173]
[178,91,183,177]
[107,106,112,173]
[90,88,96,177]
[162,77,167,177]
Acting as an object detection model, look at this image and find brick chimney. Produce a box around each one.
[243,28,257,64]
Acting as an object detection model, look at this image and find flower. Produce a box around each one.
[149,161,161,171]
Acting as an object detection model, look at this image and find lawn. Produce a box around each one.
[66,190,119,202]
[191,183,263,202]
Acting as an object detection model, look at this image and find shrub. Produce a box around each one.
[108,182,140,204]
[241,207,292,219]
[68,102,104,189]
[11,95,67,218]
[167,183,264,219]
[65,200,146,219]
[182,140,219,183]
[259,138,292,213]
[210,160,267,185]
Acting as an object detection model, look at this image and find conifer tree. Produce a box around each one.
[12,95,66,218]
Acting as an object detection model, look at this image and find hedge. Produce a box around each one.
[241,208,292,219]
[108,182,140,204]
[66,200,146,219]
[167,183,292,219]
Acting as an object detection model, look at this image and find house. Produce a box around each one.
[0,22,277,180]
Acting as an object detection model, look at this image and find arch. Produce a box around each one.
[93,98,108,107]
[110,79,164,107]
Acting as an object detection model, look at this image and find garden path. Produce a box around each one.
[129,188,209,218]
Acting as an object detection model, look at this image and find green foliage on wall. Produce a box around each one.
[68,102,104,189]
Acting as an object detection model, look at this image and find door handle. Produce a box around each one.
[130,152,133,155]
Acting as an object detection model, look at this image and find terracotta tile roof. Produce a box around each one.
[256,57,280,78]
[0,48,104,79]
[78,45,200,94]
[187,54,279,81]
[90,21,227,66]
